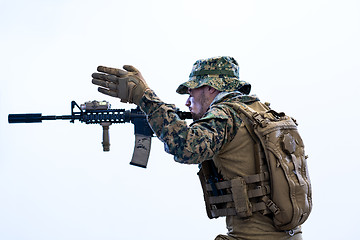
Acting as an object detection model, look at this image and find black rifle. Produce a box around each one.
[8,100,192,168]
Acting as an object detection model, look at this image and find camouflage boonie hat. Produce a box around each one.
[176,56,251,95]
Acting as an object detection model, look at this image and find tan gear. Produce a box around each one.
[198,160,271,219]
[198,100,272,222]
[231,102,312,231]
[198,101,312,231]
[92,65,149,105]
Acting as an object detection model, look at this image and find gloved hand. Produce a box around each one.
[92,65,149,105]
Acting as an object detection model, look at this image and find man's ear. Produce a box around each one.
[208,86,219,94]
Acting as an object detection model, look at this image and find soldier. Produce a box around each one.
[91,56,304,240]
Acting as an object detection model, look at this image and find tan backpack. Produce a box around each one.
[198,101,312,231]
[234,102,312,230]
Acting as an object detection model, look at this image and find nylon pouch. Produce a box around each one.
[231,177,253,218]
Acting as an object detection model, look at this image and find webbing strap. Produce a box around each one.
[205,176,270,201]
[205,172,269,193]
[210,202,269,218]
[209,194,233,204]
[239,112,265,175]
[205,180,231,192]
[243,172,269,184]
[211,208,237,218]
[237,103,269,128]
[248,185,271,198]
[252,202,268,212]
[190,69,237,77]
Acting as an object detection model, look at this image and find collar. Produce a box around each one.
[211,91,243,106]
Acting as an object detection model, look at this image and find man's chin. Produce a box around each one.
[191,112,202,121]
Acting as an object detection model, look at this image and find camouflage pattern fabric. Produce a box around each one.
[139,89,259,164]
[138,88,303,239]
[176,56,251,95]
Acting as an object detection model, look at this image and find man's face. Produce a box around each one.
[185,86,213,120]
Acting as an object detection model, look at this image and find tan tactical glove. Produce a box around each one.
[92,65,149,105]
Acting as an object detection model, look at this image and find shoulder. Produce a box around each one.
[201,105,230,121]
[191,103,238,129]
[202,93,263,121]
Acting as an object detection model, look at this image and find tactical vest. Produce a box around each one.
[198,101,312,231]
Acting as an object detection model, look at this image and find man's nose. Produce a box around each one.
[185,97,191,107]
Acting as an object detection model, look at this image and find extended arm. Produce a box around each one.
[92,65,235,164]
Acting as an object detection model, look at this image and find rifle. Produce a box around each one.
[8,100,192,168]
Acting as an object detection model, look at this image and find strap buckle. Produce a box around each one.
[252,112,268,127]
[262,196,280,215]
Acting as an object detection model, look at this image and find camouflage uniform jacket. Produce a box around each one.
[139,89,259,165]
[139,89,302,240]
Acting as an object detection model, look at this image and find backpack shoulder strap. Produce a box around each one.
[234,103,266,174]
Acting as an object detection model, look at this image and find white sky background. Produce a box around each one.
[0,0,359,239]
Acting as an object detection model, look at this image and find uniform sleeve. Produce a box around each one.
[139,89,237,164]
